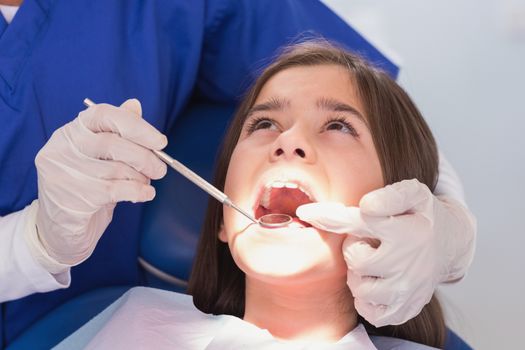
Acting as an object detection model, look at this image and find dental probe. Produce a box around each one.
[82,98,292,228]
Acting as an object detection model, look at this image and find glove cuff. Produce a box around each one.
[437,195,477,282]
[23,200,73,275]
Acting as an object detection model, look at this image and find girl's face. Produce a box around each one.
[220,64,383,285]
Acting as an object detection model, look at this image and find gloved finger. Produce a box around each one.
[93,159,149,184]
[351,207,433,252]
[359,179,432,217]
[347,271,402,307]
[55,153,150,184]
[296,202,385,239]
[120,98,142,117]
[75,131,167,180]
[343,237,395,278]
[106,180,156,203]
[366,213,432,250]
[354,298,401,327]
[355,294,427,327]
[79,102,167,151]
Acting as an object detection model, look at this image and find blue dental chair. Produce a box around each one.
[6,100,473,349]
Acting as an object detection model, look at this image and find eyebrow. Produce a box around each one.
[247,97,290,116]
[316,97,365,122]
[247,96,365,122]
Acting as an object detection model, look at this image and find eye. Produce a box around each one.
[245,117,279,134]
[324,117,359,137]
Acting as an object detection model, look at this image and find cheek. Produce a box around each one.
[224,145,253,199]
[224,141,259,191]
[222,143,265,241]
[224,150,242,195]
[222,150,244,235]
[322,144,383,205]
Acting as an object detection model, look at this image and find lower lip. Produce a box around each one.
[291,217,312,227]
[246,221,318,237]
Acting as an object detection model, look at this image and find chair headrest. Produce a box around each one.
[140,102,235,283]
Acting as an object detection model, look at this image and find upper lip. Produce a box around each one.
[250,170,322,215]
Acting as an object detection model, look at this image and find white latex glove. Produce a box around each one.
[30,99,167,271]
[296,179,476,327]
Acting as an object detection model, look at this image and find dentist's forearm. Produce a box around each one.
[0,203,70,303]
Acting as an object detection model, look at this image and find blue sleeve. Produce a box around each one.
[197,0,399,103]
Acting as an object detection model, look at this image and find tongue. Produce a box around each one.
[268,187,312,217]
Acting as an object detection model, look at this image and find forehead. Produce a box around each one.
[255,64,361,108]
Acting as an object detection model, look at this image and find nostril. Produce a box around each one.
[275,148,284,156]
[295,148,306,158]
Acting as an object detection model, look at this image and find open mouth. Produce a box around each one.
[254,181,315,228]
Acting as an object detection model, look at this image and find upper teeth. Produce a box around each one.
[269,181,299,189]
[259,181,312,208]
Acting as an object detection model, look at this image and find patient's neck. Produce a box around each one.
[243,276,356,343]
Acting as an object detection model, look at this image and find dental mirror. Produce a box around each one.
[258,213,293,228]
[82,98,294,230]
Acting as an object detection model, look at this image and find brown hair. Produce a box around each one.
[188,40,444,347]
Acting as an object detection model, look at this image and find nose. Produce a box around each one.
[270,128,316,163]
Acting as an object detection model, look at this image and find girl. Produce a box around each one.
[57,40,446,349]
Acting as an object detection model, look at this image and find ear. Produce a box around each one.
[218,222,228,243]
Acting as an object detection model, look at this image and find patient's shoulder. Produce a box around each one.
[124,286,189,299]
[122,286,193,305]
[56,287,225,348]
[119,286,203,316]
[371,335,439,349]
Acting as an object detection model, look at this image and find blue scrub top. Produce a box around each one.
[0,0,398,345]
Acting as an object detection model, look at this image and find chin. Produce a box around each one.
[230,226,346,284]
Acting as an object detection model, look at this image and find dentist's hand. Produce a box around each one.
[30,99,167,271]
[296,179,476,327]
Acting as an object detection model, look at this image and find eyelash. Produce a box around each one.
[245,116,359,137]
[245,116,277,134]
[324,116,359,137]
